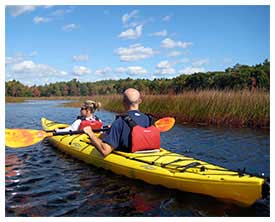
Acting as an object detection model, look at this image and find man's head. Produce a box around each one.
[123,88,142,109]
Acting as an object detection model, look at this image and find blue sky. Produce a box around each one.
[5,5,270,86]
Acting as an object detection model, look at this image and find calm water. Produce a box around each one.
[5,100,270,217]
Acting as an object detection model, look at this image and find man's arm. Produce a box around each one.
[83,126,114,157]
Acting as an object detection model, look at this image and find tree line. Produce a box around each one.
[5,59,270,97]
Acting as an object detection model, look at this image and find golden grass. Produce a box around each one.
[88,90,269,128]
[5,97,27,103]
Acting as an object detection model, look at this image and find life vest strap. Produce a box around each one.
[119,113,153,128]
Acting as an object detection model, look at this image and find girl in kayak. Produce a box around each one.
[54,100,103,133]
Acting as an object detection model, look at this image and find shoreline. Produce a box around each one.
[5,90,270,129]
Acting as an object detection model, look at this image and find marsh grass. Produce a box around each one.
[89,90,269,128]
[5,97,27,103]
[6,90,269,128]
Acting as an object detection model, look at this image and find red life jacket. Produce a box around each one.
[78,117,103,130]
[121,114,160,153]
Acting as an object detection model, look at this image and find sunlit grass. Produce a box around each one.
[89,90,269,128]
[5,97,27,103]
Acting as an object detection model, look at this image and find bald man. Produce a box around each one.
[84,88,152,157]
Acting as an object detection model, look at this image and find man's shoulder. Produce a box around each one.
[111,116,124,128]
[127,110,147,117]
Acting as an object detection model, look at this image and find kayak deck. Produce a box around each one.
[41,117,266,207]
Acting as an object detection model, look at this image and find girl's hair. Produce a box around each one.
[83,100,101,112]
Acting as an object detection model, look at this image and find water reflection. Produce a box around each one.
[5,154,24,179]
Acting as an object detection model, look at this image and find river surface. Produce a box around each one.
[5,100,270,217]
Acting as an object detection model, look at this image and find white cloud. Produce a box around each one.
[161,38,192,49]
[167,51,181,57]
[121,9,153,29]
[5,72,12,81]
[178,58,190,63]
[73,66,91,75]
[50,8,73,17]
[115,67,126,74]
[11,60,67,77]
[179,67,205,75]
[32,7,73,25]
[114,66,147,76]
[115,44,156,62]
[8,6,63,17]
[33,16,51,24]
[156,68,176,75]
[127,66,147,75]
[118,25,143,40]
[156,60,176,75]
[7,59,72,85]
[44,6,55,9]
[95,67,112,75]
[156,60,171,69]
[12,60,48,73]
[5,56,24,65]
[192,59,209,67]
[5,57,13,65]
[150,30,167,37]
[73,55,89,62]
[6,52,38,66]
[62,24,78,31]
[162,15,172,22]
[122,10,139,25]
[9,6,38,17]
[29,51,38,57]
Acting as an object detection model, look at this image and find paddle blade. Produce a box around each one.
[5,129,51,148]
[155,117,175,132]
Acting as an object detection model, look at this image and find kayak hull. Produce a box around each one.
[41,117,266,207]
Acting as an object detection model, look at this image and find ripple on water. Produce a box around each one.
[5,101,270,216]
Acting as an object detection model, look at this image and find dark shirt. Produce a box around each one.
[102,110,150,152]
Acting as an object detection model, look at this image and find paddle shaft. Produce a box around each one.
[48,117,175,136]
[50,128,109,136]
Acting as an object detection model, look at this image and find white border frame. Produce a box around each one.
[1,1,272,221]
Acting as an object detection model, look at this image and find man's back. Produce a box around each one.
[103,110,150,152]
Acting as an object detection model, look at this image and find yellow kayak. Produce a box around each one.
[41,117,268,207]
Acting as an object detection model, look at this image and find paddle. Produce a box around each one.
[5,117,175,148]
[154,117,175,132]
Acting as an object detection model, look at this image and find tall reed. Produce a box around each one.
[90,90,269,128]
